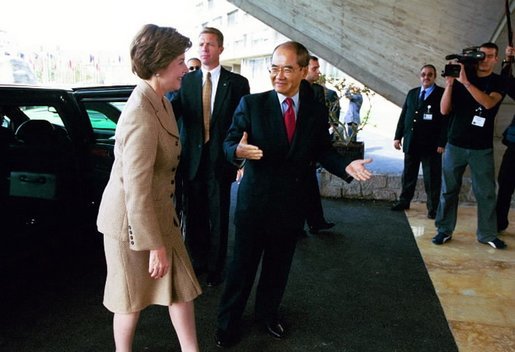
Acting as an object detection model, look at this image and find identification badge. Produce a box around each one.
[471,115,486,127]
[423,105,432,120]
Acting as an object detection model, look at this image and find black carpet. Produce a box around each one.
[0,197,458,352]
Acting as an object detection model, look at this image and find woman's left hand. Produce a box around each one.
[148,246,169,279]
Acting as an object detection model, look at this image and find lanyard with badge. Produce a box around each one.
[470,76,492,128]
[419,88,433,121]
[423,105,433,121]
[471,106,486,127]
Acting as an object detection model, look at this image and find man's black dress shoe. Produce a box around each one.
[427,211,436,219]
[308,221,335,234]
[207,272,223,287]
[215,328,239,348]
[391,202,410,211]
[265,321,286,339]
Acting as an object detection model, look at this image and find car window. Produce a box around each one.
[1,115,10,128]
[21,106,64,127]
[86,109,117,130]
[83,101,125,132]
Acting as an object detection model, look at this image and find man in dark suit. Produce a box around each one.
[215,41,372,348]
[301,55,339,234]
[172,27,250,287]
[392,64,446,219]
[497,45,515,232]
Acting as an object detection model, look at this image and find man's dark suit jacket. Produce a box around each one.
[310,82,341,117]
[394,85,447,155]
[224,85,352,230]
[310,82,326,105]
[173,67,250,182]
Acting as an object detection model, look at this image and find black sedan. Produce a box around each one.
[0,84,135,229]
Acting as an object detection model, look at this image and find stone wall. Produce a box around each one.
[319,170,507,205]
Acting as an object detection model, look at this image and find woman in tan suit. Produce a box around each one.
[97,24,201,352]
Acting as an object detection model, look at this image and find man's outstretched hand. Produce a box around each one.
[345,158,373,181]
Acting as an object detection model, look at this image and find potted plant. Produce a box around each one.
[320,75,375,160]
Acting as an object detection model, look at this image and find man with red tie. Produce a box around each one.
[215,41,373,348]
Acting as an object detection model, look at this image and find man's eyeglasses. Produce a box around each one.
[268,66,299,75]
[189,66,201,71]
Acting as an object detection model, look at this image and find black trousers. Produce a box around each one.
[496,146,515,230]
[400,151,442,213]
[305,168,326,227]
[184,149,231,275]
[217,224,298,331]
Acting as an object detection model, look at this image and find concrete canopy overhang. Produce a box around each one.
[228,0,514,107]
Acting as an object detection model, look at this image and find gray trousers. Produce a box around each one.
[435,143,497,242]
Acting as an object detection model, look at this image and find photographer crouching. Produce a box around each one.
[433,42,507,249]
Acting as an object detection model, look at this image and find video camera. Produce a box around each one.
[442,46,485,77]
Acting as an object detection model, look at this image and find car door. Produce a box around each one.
[71,85,134,211]
[0,86,83,227]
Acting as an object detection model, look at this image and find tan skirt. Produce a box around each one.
[102,235,202,313]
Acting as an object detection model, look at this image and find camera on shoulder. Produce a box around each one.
[442,64,461,77]
[442,46,485,77]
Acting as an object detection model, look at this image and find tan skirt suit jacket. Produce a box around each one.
[97,81,201,313]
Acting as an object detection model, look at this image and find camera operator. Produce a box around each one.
[433,42,507,249]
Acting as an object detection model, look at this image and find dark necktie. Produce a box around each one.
[418,89,426,107]
[284,97,296,143]
[202,72,212,143]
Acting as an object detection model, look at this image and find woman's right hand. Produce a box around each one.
[148,246,169,279]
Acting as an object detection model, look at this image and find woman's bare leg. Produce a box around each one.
[113,311,141,352]
[169,301,199,352]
